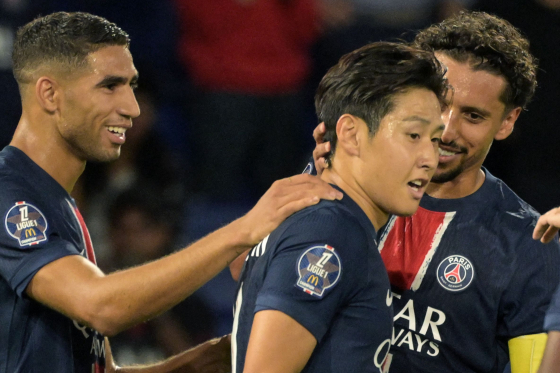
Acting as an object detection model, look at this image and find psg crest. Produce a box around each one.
[296,245,341,297]
[437,255,474,292]
[4,202,48,247]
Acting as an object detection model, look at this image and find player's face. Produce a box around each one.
[432,53,518,184]
[56,45,140,162]
[358,88,444,218]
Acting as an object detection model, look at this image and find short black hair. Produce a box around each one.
[13,11,130,85]
[315,41,448,164]
[414,11,537,110]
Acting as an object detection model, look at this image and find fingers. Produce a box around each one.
[275,174,342,201]
[533,207,560,243]
[312,142,330,177]
[242,175,343,244]
[312,122,326,144]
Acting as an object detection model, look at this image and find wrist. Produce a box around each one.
[224,217,256,253]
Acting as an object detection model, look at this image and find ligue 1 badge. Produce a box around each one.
[437,255,474,292]
[5,202,48,247]
[296,244,341,297]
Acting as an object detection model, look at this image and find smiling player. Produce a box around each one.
[0,12,342,372]
[311,12,560,373]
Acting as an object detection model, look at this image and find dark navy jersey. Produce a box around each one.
[232,188,393,373]
[0,146,106,373]
[544,284,560,332]
[378,168,560,373]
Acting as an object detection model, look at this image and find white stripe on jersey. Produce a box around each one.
[377,216,397,253]
[231,284,244,373]
[410,211,456,291]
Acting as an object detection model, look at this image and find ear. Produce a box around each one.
[335,114,360,157]
[35,76,59,113]
[495,106,521,141]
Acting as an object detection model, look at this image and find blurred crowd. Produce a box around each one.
[1,0,559,365]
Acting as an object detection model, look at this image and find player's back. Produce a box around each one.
[232,188,393,372]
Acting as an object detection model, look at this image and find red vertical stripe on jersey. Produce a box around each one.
[380,207,447,290]
[73,207,97,265]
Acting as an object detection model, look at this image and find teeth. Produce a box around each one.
[107,126,126,135]
[439,148,456,156]
[411,180,422,187]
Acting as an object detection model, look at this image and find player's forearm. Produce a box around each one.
[91,218,253,335]
[538,331,560,373]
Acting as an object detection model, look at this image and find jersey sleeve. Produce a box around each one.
[0,189,78,298]
[254,210,369,343]
[498,226,560,338]
[544,281,560,332]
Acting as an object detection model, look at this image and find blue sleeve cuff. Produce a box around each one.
[255,293,329,343]
[9,240,79,298]
[544,312,560,332]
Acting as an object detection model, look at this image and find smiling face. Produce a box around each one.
[356,88,444,220]
[432,53,520,185]
[56,45,140,162]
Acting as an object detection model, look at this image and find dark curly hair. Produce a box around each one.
[413,11,537,110]
[13,12,129,86]
[315,41,448,165]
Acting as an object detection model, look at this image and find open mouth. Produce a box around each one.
[107,126,126,136]
[407,179,427,192]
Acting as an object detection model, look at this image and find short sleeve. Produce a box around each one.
[0,194,78,297]
[254,211,369,342]
[544,283,560,332]
[498,230,560,338]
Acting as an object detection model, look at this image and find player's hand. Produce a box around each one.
[180,335,232,373]
[533,207,560,243]
[312,122,331,176]
[239,174,343,245]
[105,338,119,373]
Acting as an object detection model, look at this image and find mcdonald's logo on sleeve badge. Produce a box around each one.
[296,244,341,298]
[4,202,48,247]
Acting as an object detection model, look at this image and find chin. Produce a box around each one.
[391,203,420,217]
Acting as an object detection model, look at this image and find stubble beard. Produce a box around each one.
[430,164,464,184]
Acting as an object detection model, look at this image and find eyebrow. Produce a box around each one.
[403,115,431,124]
[460,105,492,118]
[96,74,139,88]
[403,116,445,132]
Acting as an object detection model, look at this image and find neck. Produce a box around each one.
[321,166,388,231]
[10,114,85,193]
[426,167,486,199]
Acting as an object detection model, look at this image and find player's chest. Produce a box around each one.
[378,210,508,296]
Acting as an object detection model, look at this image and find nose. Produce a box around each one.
[440,107,459,144]
[118,86,141,120]
[419,139,439,172]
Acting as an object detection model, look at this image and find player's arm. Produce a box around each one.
[538,331,560,373]
[243,310,317,373]
[508,333,548,373]
[105,336,231,373]
[533,207,560,244]
[26,174,343,336]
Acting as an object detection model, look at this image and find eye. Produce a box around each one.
[104,83,118,91]
[431,137,441,144]
[409,133,420,140]
[466,112,484,123]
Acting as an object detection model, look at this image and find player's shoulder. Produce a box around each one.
[484,170,539,228]
[288,197,370,236]
[267,197,373,260]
